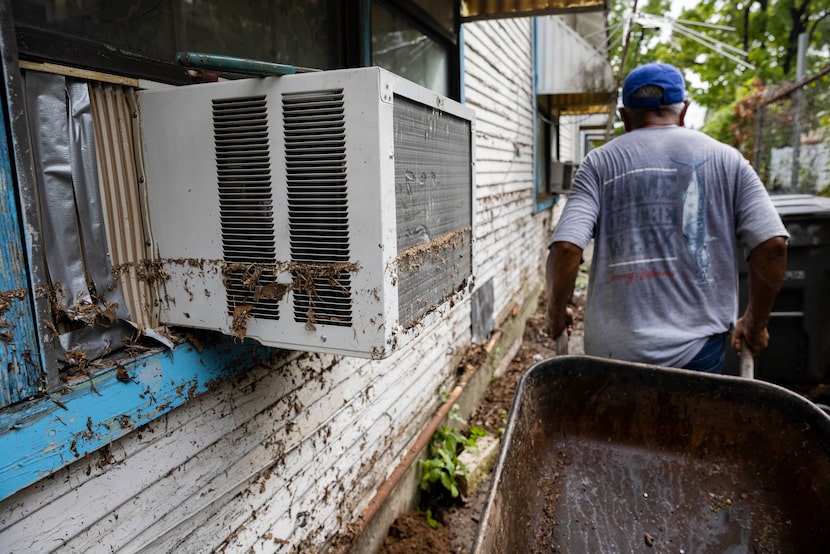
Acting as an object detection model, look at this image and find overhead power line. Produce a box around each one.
[630,12,755,70]
[604,7,758,137]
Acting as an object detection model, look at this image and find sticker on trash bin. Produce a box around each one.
[784,270,805,280]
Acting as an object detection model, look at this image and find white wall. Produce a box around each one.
[465,18,552,325]
[0,312,467,553]
[0,17,555,554]
[560,112,609,164]
[769,141,830,192]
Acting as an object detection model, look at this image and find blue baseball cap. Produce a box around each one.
[622,62,686,108]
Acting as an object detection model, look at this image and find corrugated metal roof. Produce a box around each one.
[536,15,615,115]
[461,0,607,21]
[539,92,613,115]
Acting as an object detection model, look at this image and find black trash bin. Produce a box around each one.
[729,194,830,387]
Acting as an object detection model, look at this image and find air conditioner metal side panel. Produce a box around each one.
[389,76,476,331]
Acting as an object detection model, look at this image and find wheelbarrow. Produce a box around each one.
[472,356,830,553]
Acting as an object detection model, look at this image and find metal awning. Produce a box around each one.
[461,0,607,22]
[538,92,613,115]
[535,15,615,115]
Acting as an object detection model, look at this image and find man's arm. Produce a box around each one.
[732,236,788,356]
[546,241,583,340]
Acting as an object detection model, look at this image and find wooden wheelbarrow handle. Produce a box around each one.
[739,343,754,379]
[555,332,569,356]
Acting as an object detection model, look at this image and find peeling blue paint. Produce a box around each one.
[0,338,275,500]
[0,85,40,408]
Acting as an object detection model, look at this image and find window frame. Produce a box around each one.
[0,49,277,497]
[534,107,560,213]
[532,21,558,214]
[0,0,465,501]
[370,0,461,101]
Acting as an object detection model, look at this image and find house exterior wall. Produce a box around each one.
[770,141,830,192]
[560,112,608,164]
[0,18,554,554]
[465,18,552,325]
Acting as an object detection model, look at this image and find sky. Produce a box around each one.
[669,0,706,128]
[611,2,708,128]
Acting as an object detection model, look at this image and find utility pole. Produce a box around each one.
[790,32,807,192]
[605,0,639,141]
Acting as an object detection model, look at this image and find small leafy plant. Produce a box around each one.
[497,408,508,437]
[419,405,487,527]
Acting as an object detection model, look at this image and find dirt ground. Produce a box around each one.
[376,288,585,554]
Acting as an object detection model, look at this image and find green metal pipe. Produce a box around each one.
[176,52,297,76]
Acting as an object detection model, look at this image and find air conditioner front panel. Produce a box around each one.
[272,68,391,356]
[156,264,228,327]
[140,78,287,329]
[140,85,225,261]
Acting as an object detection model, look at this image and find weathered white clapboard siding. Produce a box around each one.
[0,15,557,554]
[466,18,546,324]
[2,306,468,552]
[158,308,471,553]
[560,117,577,162]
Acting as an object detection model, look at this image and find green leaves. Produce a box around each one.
[611,0,830,146]
[419,405,486,501]
[419,424,468,498]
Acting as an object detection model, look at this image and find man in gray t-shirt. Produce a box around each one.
[546,62,788,372]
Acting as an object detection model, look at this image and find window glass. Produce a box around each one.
[12,0,177,61]
[178,0,344,70]
[371,1,449,96]
[11,0,344,71]
[534,110,557,212]
[412,0,454,33]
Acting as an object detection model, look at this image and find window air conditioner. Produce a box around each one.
[549,159,564,193]
[549,159,574,193]
[138,67,475,359]
[562,161,575,191]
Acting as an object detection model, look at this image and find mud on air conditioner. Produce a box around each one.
[137,67,476,359]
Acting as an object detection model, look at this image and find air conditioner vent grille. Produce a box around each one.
[225,267,281,319]
[214,95,280,319]
[293,272,353,325]
[284,89,352,326]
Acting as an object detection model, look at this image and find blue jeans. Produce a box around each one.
[683,332,728,374]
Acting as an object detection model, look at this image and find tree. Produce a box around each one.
[610,0,830,147]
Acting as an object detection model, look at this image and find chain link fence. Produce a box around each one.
[750,65,830,195]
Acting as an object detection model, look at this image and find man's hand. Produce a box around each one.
[732,314,769,356]
[545,241,583,341]
[547,304,574,341]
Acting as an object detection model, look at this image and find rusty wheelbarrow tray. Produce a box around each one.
[473,356,830,553]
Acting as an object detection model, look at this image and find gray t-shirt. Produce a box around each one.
[550,126,788,368]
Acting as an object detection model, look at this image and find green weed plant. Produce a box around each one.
[419,404,487,528]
